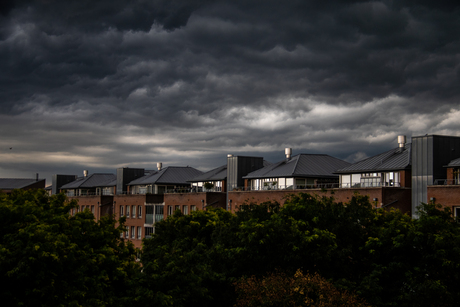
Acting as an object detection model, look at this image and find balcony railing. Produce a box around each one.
[432,179,460,185]
[66,191,115,197]
[339,182,401,188]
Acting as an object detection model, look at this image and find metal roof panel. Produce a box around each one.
[335,144,411,174]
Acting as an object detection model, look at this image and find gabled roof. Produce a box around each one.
[60,173,116,189]
[0,178,45,190]
[243,154,351,179]
[128,166,203,186]
[188,159,273,183]
[335,144,411,174]
[188,165,227,182]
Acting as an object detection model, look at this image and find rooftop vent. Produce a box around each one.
[157,163,162,171]
[285,148,292,160]
[398,135,406,148]
[83,170,88,177]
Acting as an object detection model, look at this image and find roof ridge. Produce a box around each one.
[291,155,301,176]
[155,168,168,183]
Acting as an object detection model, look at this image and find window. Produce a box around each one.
[126,205,130,217]
[145,227,154,238]
[132,205,136,218]
[131,226,135,239]
[138,205,142,218]
[168,205,173,216]
[454,207,460,218]
[175,205,180,213]
[137,226,142,239]
[155,205,164,223]
[360,173,382,187]
[120,205,124,216]
[125,229,129,238]
[120,231,124,238]
[191,205,197,212]
[91,205,94,214]
[183,205,188,215]
[145,205,154,224]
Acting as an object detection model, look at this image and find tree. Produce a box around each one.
[0,189,140,307]
[139,193,460,307]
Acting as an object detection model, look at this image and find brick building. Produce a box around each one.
[53,134,460,249]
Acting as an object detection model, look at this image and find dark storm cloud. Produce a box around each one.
[1,0,460,183]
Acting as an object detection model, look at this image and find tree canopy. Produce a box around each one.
[0,189,140,307]
[2,189,459,306]
[140,193,460,307]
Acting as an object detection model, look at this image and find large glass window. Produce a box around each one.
[360,173,382,187]
[155,205,164,223]
[145,205,154,224]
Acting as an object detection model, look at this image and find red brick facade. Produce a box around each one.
[228,187,412,214]
[69,186,412,249]
[427,185,460,215]
[164,192,226,218]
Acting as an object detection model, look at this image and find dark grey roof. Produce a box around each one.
[188,159,272,183]
[243,154,351,179]
[0,178,45,190]
[335,144,412,174]
[128,166,203,186]
[447,157,460,167]
[188,165,227,182]
[60,173,116,189]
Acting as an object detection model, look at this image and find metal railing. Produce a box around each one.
[432,179,460,185]
[338,182,401,188]
[66,191,115,197]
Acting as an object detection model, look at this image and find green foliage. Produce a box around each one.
[140,193,460,307]
[0,189,140,307]
[203,182,214,190]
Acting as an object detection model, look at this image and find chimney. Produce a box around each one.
[398,135,406,148]
[285,148,292,160]
[157,162,162,171]
[83,170,88,177]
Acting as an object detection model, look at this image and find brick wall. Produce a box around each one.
[113,194,164,249]
[228,187,411,214]
[427,185,460,214]
[164,192,226,217]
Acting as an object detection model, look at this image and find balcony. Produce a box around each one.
[432,179,460,185]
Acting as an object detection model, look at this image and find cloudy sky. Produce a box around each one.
[1,0,460,185]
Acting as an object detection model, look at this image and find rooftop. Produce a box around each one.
[244,154,351,179]
[335,144,411,174]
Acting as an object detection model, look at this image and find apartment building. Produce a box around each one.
[49,133,460,248]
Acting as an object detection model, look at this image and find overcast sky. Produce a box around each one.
[1,0,460,185]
